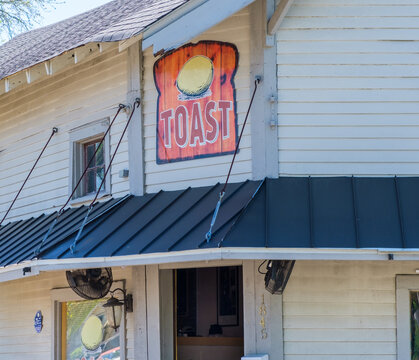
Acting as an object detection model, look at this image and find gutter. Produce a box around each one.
[4,247,419,283]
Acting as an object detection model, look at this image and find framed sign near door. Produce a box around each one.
[217,266,239,326]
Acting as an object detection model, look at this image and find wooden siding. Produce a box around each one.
[280,260,419,360]
[0,48,129,222]
[1,260,418,359]
[142,8,252,193]
[0,267,133,360]
[277,0,419,176]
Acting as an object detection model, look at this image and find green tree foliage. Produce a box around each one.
[0,0,58,39]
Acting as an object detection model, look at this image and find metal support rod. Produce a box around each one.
[205,78,260,242]
[89,98,140,208]
[59,104,127,215]
[70,99,140,254]
[70,206,92,254]
[33,104,127,256]
[221,78,260,196]
[0,127,58,226]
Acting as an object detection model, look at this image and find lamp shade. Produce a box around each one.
[103,296,123,330]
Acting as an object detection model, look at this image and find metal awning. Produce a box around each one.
[1,177,419,268]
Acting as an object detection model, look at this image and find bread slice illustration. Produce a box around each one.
[176,55,214,97]
[81,315,103,350]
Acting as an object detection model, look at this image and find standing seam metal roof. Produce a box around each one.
[1,177,419,268]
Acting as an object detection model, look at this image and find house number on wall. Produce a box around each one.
[259,295,268,339]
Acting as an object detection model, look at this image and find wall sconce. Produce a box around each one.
[103,288,133,330]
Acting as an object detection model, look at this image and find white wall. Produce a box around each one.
[0,48,130,223]
[2,259,417,360]
[277,0,419,176]
[281,260,415,360]
[0,267,133,360]
[142,8,252,193]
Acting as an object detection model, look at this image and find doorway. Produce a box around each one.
[175,266,244,360]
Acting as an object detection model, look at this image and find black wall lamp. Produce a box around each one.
[103,288,133,330]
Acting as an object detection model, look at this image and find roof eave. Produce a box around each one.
[1,247,416,283]
[141,0,257,55]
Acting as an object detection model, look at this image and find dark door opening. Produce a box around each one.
[175,266,244,360]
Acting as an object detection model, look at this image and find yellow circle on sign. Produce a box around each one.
[81,315,103,351]
[176,55,214,96]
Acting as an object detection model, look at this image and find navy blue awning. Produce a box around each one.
[1,177,419,267]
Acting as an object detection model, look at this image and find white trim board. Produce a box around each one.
[396,275,419,360]
[267,0,295,35]
[3,247,419,284]
[142,0,256,54]
[126,41,144,196]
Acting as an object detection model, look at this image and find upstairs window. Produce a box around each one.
[69,120,110,202]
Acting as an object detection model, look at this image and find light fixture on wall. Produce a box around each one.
[103,288,133,330]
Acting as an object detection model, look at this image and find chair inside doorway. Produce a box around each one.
[176,266,244,360]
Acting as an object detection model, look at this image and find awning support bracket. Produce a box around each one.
[205,77,260,243]
[70,98,141,254]
[1,127,58,227]
[33,104,127,258]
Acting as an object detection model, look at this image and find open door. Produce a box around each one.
[175,266,244,360]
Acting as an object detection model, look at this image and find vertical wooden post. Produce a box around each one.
[127,41,145,195]
[255,261,271,354]
[61,303,67,360]
[270,294,284,360]
[243,259,284,359]
[243,260,257,354]
[146,265,161,359]
[250,0,279,180]
[133,266,148,360]
[160,269,174,360]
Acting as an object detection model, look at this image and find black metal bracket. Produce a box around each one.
[110,287,133,313]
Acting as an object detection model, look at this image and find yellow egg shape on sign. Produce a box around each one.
[81,315,103,351]
[176,55,214,97]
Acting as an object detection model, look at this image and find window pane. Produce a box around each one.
[81,140,106,197]
[64,299,120,360]
[85,144,96,168]
[96,166,105,192]
[96,143,104,166]
[219,267,238,316]
[85,169,96,195]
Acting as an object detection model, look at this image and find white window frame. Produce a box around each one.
[396,275,419,360]
[50,279,126,360]
[69,119,111,204]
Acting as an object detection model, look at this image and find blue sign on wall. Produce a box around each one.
[34,310,43,333]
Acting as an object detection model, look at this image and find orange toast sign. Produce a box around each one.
[154,41,239,164]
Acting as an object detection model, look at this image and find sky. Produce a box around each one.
[37,0,111,27]
[0,0,110,43]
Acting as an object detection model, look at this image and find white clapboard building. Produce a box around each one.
[0,0,418,359]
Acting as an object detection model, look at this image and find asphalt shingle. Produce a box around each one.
[0,0,187,80]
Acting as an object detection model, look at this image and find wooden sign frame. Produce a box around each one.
[154,40,239,164]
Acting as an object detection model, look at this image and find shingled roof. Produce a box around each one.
[0,0,187,80]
